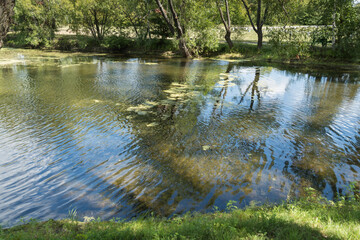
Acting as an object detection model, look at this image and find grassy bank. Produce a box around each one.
[4,34,179,58]
[1,191,360,240]
[4,33,360,67]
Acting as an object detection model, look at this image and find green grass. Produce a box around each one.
[4,29,360,65]
[2,195,360,240]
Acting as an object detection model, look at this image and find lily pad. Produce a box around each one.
[145,101,159,106]
[146,122,159,127]
[137,111,148,115]
[202,145,211,151]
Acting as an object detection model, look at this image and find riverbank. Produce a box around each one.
[2,193,360,240]
[4,33,360,68]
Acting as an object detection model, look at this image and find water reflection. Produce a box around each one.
[0,50,359,226]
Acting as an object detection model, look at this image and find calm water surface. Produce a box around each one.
[0,49,359,226]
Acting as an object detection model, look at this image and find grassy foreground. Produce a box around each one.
[1,194,360,240]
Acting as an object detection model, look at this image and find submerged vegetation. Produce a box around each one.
[2,187,360,240]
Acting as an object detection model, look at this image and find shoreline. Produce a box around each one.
[2,196,360,239]
[2,46,360,73]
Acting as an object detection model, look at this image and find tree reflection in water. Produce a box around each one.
[0,54,359,225]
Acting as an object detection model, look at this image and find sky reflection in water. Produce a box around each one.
[0,50,359,226]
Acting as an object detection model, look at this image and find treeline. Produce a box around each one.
[1,0,360,59]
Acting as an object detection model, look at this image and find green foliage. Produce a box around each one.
[68,208,78,221]
[12,0,68,48]
[55,35,99,51]
[117,0,170,40]
[295,0,326,25]
[2,192,360,240]
[183,0,219,56]
[102,35,131,51]
[4,0,360,59]
[333,1,360,58]
[68,0,119,42]
[56,36,79,51]
[134,38,177,52]
[310,26,333,47]
[267,27,311,58]
[186,28,220,56]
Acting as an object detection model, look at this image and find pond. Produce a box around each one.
[0,49,359,226]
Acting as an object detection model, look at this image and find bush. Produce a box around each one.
[12,0,66,48]
[186,28,219,56]
[56,37,78,51]
[310,26,333,48]
[102,36,132,52]
[267,27,311,59]
[334,16,360,59]
[134,38,177,52]
[54,36,99,51]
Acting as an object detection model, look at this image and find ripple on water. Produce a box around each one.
[0,52,360,226]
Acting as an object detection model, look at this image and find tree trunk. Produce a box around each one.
[155,0,175,35]
[0,0,16,48]
[217,0,233,49]
[257,28,263,49]
[256,0,262,50]
[332,1,336,48]
[225,30,233,49]
[155,0,191,58]
[241,0,267,50]
[178,37,191,58]
[167,0,191,58]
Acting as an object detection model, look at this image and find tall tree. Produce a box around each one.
[117,0,153,40]
[155,0,192,58]
[0,0,16,48]
[240,0,270,49]
[69,0,119,42]
[216,0,233,49]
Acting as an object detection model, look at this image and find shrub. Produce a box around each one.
[134,38,177,52]
[186,28,219,57]
[267,27,311,59]
[56,37,78,51]
[102,36,132,52]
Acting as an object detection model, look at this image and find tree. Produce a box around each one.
[216,0,233,49]
[10,0,69,48]
[240,0,270,49]
[0,0,16,48]
[115,0,151,40]
[332,0,360,57]
[155,0,192,58]
[69,0,119,42]
[309,0,360,57]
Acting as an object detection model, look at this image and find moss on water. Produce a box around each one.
[1,199,360,240]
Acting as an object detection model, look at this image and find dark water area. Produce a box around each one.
[0,49,359,226]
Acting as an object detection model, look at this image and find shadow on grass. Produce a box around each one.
[3,205,359,240]
[77,211,344,240]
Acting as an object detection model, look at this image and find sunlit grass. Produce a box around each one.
[2,193,360,240]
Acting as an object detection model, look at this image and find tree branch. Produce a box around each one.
[168,0,183,37]
[277,0,289,18]
[240,0,258,33]
[217,1,229,30]
[155,0,175,35]
[225,0,231,28]
[261,5,269,27]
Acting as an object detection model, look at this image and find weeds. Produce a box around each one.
[68,208,78,221]
[2,188,360,240]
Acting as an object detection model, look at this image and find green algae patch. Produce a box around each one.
[2,199,360,240]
